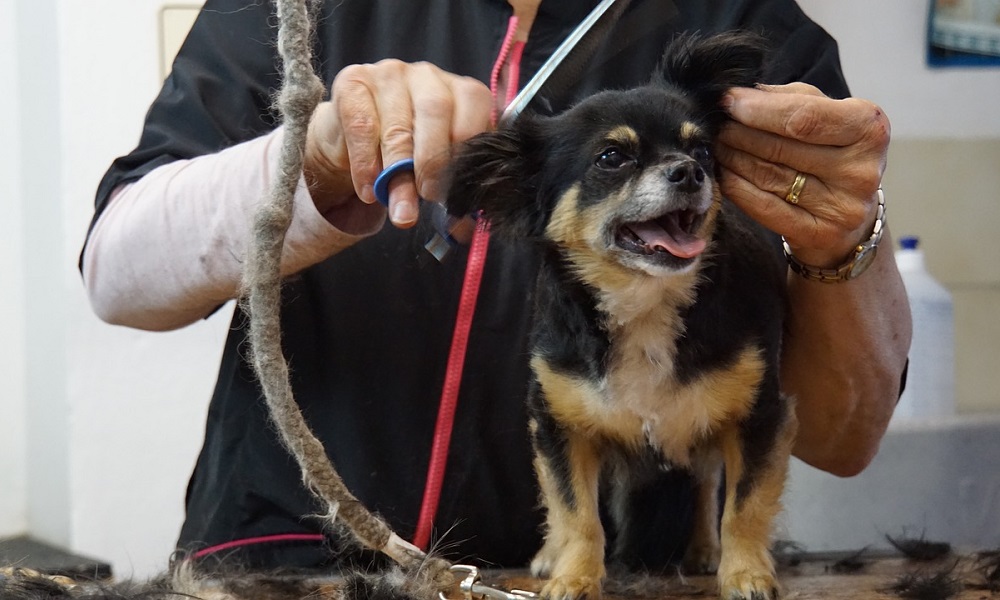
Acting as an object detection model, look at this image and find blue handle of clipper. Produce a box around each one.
[373,158,415,207]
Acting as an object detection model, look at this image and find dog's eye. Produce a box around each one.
[691,144,712,165]
[595,147,634,170]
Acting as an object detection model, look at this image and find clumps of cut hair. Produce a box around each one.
[771,540,806,568]
[603,566,706,599]
[887,567,963,600]
[340,567,435,600]
[881,533,963,599]
[0,567,187,600]
[830,547,872,575]
[970,548,1000,592]
[886,534,952,562]
[0,561,454,600]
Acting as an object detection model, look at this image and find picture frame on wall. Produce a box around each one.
[928,0,1000,66]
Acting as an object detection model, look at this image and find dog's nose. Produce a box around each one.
[665,160,705,193]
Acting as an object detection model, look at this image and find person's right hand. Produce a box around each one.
[303,59,493,229]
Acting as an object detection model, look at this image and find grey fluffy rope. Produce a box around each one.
[239,0,451,586]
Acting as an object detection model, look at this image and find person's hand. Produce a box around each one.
[303,60,493,229]
[715,84,891,269]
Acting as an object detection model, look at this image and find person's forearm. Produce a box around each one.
[83,128,385,331]
[783,229,912,476]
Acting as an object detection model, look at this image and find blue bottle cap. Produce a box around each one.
[899,235,919,250]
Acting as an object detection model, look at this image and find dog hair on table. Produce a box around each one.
[0,564,430,600]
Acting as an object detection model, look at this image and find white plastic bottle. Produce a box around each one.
[890,235,955,426]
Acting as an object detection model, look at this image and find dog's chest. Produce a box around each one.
[535,260,765,466]
[602,311,710,463]
[591,290,759,465]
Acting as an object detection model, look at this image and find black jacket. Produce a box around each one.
[90,0,848,571]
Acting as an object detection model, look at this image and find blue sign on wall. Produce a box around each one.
[928,0,1000,66]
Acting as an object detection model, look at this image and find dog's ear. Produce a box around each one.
[445,120,548,239]
[655,31,768,130]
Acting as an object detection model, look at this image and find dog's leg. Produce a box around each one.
[530,424,606,600]
[682,449,723,574]
[715,406,796,600]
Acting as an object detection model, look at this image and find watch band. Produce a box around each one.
[783,187,886,283]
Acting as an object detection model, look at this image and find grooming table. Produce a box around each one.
[160,551,998,600]
[2,547,995,599]
[489,552,997,600]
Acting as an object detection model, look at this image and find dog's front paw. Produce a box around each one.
[539,575,602,600]
[718,569,779,600]
[682,539,721,574]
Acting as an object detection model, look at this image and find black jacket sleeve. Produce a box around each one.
[91,0,283,223]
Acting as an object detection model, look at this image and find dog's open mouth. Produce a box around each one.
[615,208,707,259]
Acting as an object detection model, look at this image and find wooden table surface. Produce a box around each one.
[3,549,997,600]
[484,551,998,600]
[202,550,998,600]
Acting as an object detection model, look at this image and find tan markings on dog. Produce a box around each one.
[530,417,607,599]
[545,184,713,314]
[715,403,798,599]
[546,185,661,299]
[533,341,768,469]
[545,184,584,245]
[605,125,639,146]
[680,121,702,143]
[531,355,645,445]
[635,345,766,465]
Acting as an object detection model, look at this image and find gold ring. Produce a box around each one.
[785,172,807,205]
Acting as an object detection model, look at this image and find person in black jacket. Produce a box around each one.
[81,0,911,572]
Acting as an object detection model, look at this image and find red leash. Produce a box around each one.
[411,17,524,552]
[412,222,492,550]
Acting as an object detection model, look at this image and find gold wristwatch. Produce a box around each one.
[783,188,885,283]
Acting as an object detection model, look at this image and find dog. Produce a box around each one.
[445,32,797,600]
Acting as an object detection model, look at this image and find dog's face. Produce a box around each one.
[446,32,766,278]
[537,87,720,277]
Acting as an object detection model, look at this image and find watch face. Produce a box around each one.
[847,246,879,279]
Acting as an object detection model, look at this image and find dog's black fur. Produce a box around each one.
[446,32,796,600]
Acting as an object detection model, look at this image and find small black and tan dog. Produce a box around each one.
[447,32,797,600]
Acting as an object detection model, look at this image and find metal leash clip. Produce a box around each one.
[439,565,539,600]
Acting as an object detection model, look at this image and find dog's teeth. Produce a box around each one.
[621,226,643,243]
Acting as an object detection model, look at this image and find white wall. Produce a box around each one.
[0,0,29,539]
[15,0,73,549]
[57,1,226,579]
[1,0,224,579]
[1,0,998,582]
[798,0,1000,139]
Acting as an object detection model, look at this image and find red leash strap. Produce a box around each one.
[411,17,522,552]
[412,222,492,550]
[191,533,326,560]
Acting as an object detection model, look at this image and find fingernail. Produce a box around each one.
[391,202,417,226]
[721,93,735,109]
[361,184,375,204]
[420,181,439,202]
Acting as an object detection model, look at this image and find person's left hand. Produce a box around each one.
[715,84,891,270]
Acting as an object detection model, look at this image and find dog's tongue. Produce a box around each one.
[629,219,706,259]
